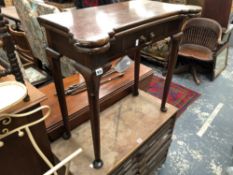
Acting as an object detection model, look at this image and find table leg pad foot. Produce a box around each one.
[62,131,71,140]
[93,159,104,169]
[160,106,168,112]
[132,91,139,96]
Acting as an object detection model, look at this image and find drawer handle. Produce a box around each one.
[139,35,147,43]
[150,32,155,39]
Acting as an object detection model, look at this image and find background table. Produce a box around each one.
[1,6,20,29]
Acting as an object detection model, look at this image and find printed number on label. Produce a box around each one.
[95,68,103,76]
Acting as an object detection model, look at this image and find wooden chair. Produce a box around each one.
[8,25,50,86]
[176,0,233,84]
[13,0,79,77]
[177,17,222,84]
[8,25,38,68]
[201,0,232,30]
[0,10,27,92]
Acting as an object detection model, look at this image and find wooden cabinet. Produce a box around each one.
[0,72,54,175]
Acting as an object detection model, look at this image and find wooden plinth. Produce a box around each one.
[51,90,178,175]
[40,63,153,140]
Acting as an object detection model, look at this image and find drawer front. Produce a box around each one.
[137,118,175,174]
[113,16,183,52]
[137,117,175,159]
[111,157,138,175]
[141,140,172,175]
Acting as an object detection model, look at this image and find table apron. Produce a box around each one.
[45,15,185,69]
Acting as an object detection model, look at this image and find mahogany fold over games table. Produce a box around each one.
[38,1,201,169]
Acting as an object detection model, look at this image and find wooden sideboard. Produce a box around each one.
[40,62,153,141]
[0,71,55,175]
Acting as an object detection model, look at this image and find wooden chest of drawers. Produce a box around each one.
[51,90,177,175]
[110,117,175,175]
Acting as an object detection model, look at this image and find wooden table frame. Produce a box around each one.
[38,1,201,169]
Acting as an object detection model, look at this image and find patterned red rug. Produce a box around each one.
[146,76,201,117]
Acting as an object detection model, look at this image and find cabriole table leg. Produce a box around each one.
[46,48,71,139]
[84,72,103,169]
[133,50,141,96]
[161,32,183,112]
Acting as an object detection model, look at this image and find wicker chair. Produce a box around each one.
[142,0,232,83]
[201,0,232,30]
[177,18,222,84]
[176,0,233,85]
[8,25,37,68]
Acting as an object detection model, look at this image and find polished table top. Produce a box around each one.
[38,0,201,48]
[1,6,20,22]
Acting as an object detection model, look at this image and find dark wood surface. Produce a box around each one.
[1,6,21,29]
[44,0,75,10]
[0,70,55,175]
[40,63,153,140]
[201,0,232,29]
[38,1,201,168]
[1,6,20,22]
[38,1,200,48]
[8,25,35,68]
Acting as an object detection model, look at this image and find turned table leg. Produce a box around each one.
[46,48,71,139]
[84,72,103,169]
[161,33,182,112]
[133,49,141,96]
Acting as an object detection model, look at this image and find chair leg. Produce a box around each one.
[174,64,190,74]
[191,66,201,85]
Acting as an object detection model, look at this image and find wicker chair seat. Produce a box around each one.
[179,44,213,61]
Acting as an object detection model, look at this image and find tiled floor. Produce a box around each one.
[143,48,233,175]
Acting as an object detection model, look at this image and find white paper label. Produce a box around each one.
[135,39,139,46]
[95,68,103,76]
[136,138,143,144]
